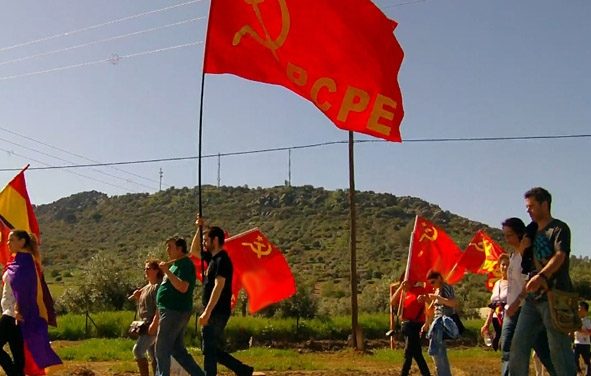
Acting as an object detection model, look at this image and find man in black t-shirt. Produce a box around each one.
[509,187,576,376]
[192,221,253,376]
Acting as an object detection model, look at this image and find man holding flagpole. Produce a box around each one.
[193,218,254,376]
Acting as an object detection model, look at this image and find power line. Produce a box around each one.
[0,135,156,190]
[0,0,204,53]
[382,0,427,8]
[1,133,588,172]
[0,146,138,193]
[0,17,206,67]
[0,126,165,187]
[0,41,203,81]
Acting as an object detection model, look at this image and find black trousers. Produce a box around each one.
[0,314,24,376]
[400,321,431,376]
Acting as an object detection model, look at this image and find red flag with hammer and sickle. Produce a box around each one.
[204,0,405,142]
[225,228,296,313]
[0,218,12,268]
[455,230,507,290]
[405,217,463,285]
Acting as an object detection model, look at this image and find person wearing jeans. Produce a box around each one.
[508,187,576,375]
[131,260,162,376]
[420,270,457,376]
[154,237,204,376]
[499,217,556,376]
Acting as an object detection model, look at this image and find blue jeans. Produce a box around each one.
[431,343,451,376]
[202,314,251,376]
[427,316,456,376]
[508,297,576,376]
[155,309,204,376]
[500,308,556,376]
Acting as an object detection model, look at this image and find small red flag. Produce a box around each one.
[405,216,463,284]
[225,228,296,313]
[204,0,405,141]
[458,230,506,274]
[460,230,506,290]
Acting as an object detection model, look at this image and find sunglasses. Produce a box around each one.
[428,279,437,285]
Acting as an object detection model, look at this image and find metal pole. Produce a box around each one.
[348,131,359,349]
[159,168,163,191]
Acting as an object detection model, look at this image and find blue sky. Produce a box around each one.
[0,0,589,255]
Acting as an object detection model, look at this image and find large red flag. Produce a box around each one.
[204,0,405,141]
[405,216,463,284]
[225,228,296,313]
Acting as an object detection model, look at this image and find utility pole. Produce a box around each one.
[288,148,292,186]
[217,153,221,188]
[159,168,163,191]
[348,131,361,350]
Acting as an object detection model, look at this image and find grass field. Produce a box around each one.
[45,339,509,376]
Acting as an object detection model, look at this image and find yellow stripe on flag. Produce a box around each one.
[0,185,32,232]
[34,263,49,322]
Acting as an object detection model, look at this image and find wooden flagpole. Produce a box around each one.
[348,131,360,350]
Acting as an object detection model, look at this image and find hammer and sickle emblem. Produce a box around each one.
[419,223,438,242]
[242,238,273,259]
[469,240,487,253]
[233,0,291,61]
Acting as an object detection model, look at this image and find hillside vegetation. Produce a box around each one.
[35,185,591,314]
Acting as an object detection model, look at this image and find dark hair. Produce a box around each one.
[207,226,225,246]
[525,187,552,211]
[426,270,442,280]
[10,230,40,262]
[501,217,527,239]
[579,301,589,311]
[145,259,164,279]
[165,236,188,254]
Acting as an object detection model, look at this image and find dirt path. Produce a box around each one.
[48,358,503,376]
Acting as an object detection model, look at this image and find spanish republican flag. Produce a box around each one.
[225,228,296,313]
[405,216,464,285]
[204,0,405,142]
[6,253,62,374]
[0,165,39,266]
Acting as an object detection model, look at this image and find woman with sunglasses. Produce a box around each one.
[420,270,457,376]
[130,259,163,376]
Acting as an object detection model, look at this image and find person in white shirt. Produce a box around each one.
[498,217,556,376]
[481,254,509,350]
[574,301,591,376]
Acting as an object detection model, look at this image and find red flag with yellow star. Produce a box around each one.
[405,216,463,285]
[225,228,296,313]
